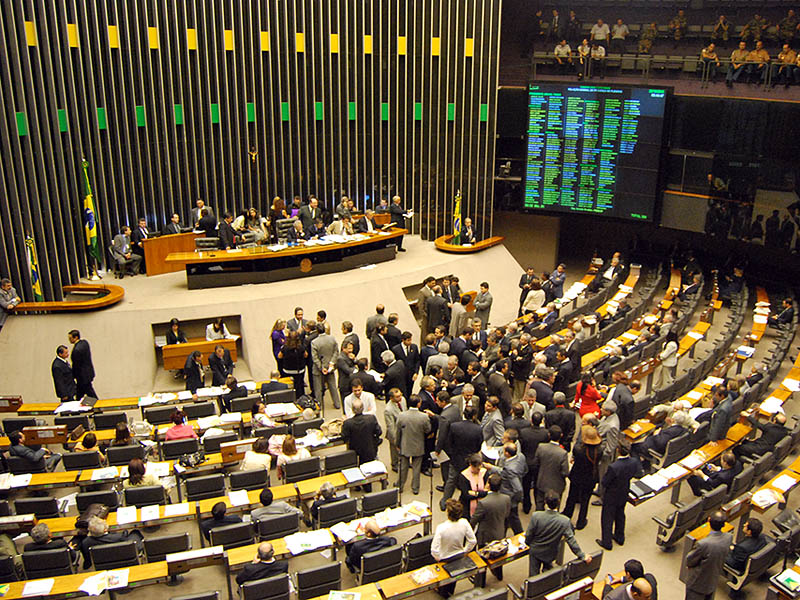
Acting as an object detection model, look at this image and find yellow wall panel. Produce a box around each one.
[465,38,474,57]
[148,27,159,49]
[25,21,36,46]
[187,28,197,50]
[67,24,79,48]
[364,34,373,54]
[295,32,304,52]
[260,31,270,51]
[431,37,441,56]
[108,25,120,49]
[330,33,339,53]
[224,29,234,51]
[398,36,407,55]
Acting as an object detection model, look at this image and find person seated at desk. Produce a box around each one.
[734,410,789,459]
[603,558,658,599]
[461,217,476,244]
[123,457,162,488]
[309,481,344,524]
[376,198,390,213]
[604,578,652,600]
[164,410,198,441]
[111,226,143,277]
[218,212,237,250]
[240,437,272,472]
[355,209,378,233]
[0,278,21,312]
[599,298,632,330]
[200,502,242,542]
[184,351,204,394]
[198,208,217,237]
[219,375,246,413]
[251,400,277,429]
[630,415,686,473]
[687,451,740,496]
[725,517,767,573]
[307,218,326,239]
[24,522,78,565]
[166,318,188,345]
[74,432,106,464]
[8,430,61,472]
[82,516,143,567]
[244,207,269,243]
[276,435,311,480]
[589,254,623,293]
[130,216,149,268]
[287,220,308,244]
[235,542,288,586]
[209,344,235,387]
[251,487,302,522]
[677,274,702,302]
[206,317,234,341]
[163,212,183,235]
[345,517,397,573]
[768,297,794,328]
[327,215,354,236]
[111,422,135,447]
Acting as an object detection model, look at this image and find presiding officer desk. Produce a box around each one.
[166,228,407,289]
[141,231,203,276]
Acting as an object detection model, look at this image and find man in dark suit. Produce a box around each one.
[532,426,569,510]
[735,412,789,459]
[459,340,481,373]
[163,213,182,235]
[345,518,397,573]
[385,314,402,349]
[531,365,556,412]
[504,403,531,433]
[470,473,510,579]
[677,274,702,302]
[351,358,381,396]
[218,212,237,249]
[235,542,289,586]
[341,321,360,357]
[518,267,537,315]
[631,415,686,471]
[434,393,462,498]
[441,406,482,505]
[544,392,575,451]
[298,197,320,231]
[51,345,76,402]
[768,297,795,328]
[520,412,550,514]
[111,226,143,276]
[198,208,217,237]
[525,490,589,576]
[461,217,477,244]
[488,360,514,417]
[602,559,658,600]
[393,332,420,395]
[465,362,489,415]
[68,330,96,399]
[687,451,740,496]
[426,287,450,334]
[192,199,215,225]
[184,351,204,393]
[287,307,306,332]
[130,216,150,272]
[208,344,234,387]
[383,351,408,399]
[725,518,767,573]
[201,502,243,542]
[342,397,383,492]
[419,334,438,376]
[553,350,574,395]
[24,523,77,563]
[596,444,641,550]
[370,325,391,374]
[684,512,732,600]
[354,209,378,233]
[389,195,407,251]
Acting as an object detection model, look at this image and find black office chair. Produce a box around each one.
[22,548,75,579]
[7,455,45,474]
[292,418,324,438]
[107,444,145,466]
[324,451,358,474]
[296,561,341,600]
[185,474,226,501]
[143,405,179,425]
[62,451,103,470]
[317,498,357,529]
[209,522,254,550]
[203,432,238,454]
[253,424,288,438]
[183,402,217,420]
[723,539,777,593]
[90,540,140,570]
[283,457,321,483]
[77,490,120,512]
[162,438,200,460]
[653,496,703,549]
[195,237,220,250]
[404,535,434,570]
[0,501,9,517]
[3,417,36,435]
[93,412,128,430]
[15,497,60,519]
[507,567,563,600]
[55,415,91,432]
[0,556,18,583]
[230,469,269,491]
[358,544,403,584]
[452,588,508,600]
[264,389,296,405]
[171,593,219,600]
[699,484,728,517]
[727,465,754,502]
[231,396,259,414]
[124,485,166,507]
[563,550,603,584]
[361,488,399,516]
[241,573,291,600]
[254,512,300,541]
[238,232,258,249]
[144,532,191,562]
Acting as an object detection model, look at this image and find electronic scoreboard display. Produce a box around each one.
[523,84,668,222]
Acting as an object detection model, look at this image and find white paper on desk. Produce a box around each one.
[154,392,177,402]
[783,378,800,392]
[242,381,257,391]
[481,442,500,461]
[164,502,191,517]
[661,463,691,480]
[138,395,167,407]
[330,521,359,543]
[55,400,91,414]
[621,332,638,340]
[342,467,365,483]
[197,416,222,430]
[9,473,31,488]
[92,467,119,481]
[689,407,711,420]
[116,506,138,525]
[640,473,668,492]
[360,460,387,476]
[147,462,171,478]
[229,490,250,506]
[704,376,724,386]
[687,390,704,401]
[607,338,623,347]
[688,331,704,340]
[107,569,129,589]
[736,345,755,358]
[619,285,633,293]
[79,572,107,596]
[772,474,799,493]
[754,315,768,325]
[761,397,785,414]
[177,390,193,400]
[284,530,334,555]
[23,578,54,596]
[754,307,770,315]
[756,301,770,307]
[140,505,160,521]
[220,412,242,424]
[265,403,292,417]
[678,453,704,471]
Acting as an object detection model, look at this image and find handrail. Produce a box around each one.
[11,284,124,313]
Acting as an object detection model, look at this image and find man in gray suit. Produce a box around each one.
[595,399,620,501]
[365,305,388,340]
[395,396,431,495]
[310,323,341,410]
[470,473,510,580]
[297,197,320,231]
[531,426,569,510]
[494,443,528,534]
[683,511,731,600]
[605,578,652,600]
[426,286,450,335]
[385,388,407,472]
[418,276,436,335]
[474,282,493,327]
[435,393,463,492]
[525,490,590,576]
[426,342,450,376]
[111,226,142,276]
[481,398,505,447]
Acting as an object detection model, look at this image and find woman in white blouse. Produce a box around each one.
[431,499,477,597]
[654,330,679,388]
[276,435,312,480]
[206,317,234,341]
[240,437,271,471]
[522,279,546,315]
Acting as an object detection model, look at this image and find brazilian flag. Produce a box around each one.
[452,190,462,245]
[82,158,101,262]
[25,236,44,302]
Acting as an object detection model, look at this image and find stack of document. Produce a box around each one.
[783,379,800,392]
[761,396,785,414]
[197,416,223,430]
[79,569,129,595]
[703,376,724,386]
[147,462,171,478]
[678,452,705,471]
[23,578,55,596]
[660,463,690,481]
[177,390,194,400]
[688,331,705,340]
[265,403,301,417]
[297,430,328,448]
[220,412,242,424]
[771,474,799,493]
[284,530,334,555]
[686,390,704,401]
[752,488,782,510]
[640,473,669,492]
[621,332,639,341]
[164,502,191,517]
[197,387,224,397]
[330,518,368,543]
[9,474,32,488]
[92,467,119,481]
[341,468,365,483]
[360,461,387,476]
[54,401,91,414]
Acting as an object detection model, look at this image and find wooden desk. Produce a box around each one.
[42,502,199,538]
[162,337,238,371]
[166,228,408,289]
[433,235,505,253]
[11,284,124,313]
[310,583,382,600]
[581,328,641,369]
[623,420,656,441]
[141,232,203,276]
[678,322,711,357]
[379,551,486,600]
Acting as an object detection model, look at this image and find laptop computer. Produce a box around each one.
[441,552,477,577]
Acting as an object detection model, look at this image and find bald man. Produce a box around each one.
[345,518,397,573]
[605,577,652,600]
[235,542,288,585]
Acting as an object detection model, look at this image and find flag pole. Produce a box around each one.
[82,158,102,281]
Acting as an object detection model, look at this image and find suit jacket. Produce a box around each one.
[741,414,789,456]
[520,427,549,465]
[71,339,95,385]
[199,214,217,237]
[549,270,566,298]
[287,317,306,332]
[52,357,76,400]
[726,533,767,572]
[448,420,482,469]
[519,273,536,303]
[481,410,505,447]
[392,343,420,381]
[201,514,243,542]
[532,442,569,495]
[235,559,289,586]
[193,206,215,224]
[426,296,449,332]
[383,360,408,398]
[470,492,510,545]
[531,381,555,412]
[685,530,733,594]
[130,226,149,250]
[352,370,381,396]
[461,226,476,244]
[365,314,388,340]
[345,536,396,573]
[611,384,635,430]
[389,203,406,227]
[553,359,574,394]
[218,221,237,249]
[525,509,584,563]
[298,205,319,231]
[435,403,462,453]
[385,325,402,350]
[709,397,732,441]
[384,399,406,445]
[504,417,531,433]
[600,456,641,506]
[286,225,308,243]
[370,334,391,373]
[545,406,576,447]
[459,349,480,373]
[184,355,204,392]
[487,372,513,417]
[354,216,377,233]
[449,336,468,359]
[208,350,234,386]
[163,222,182,235]
[396,408,431,457]
[343,332,360,357]
[336,352,356,393]
[418,285,434,320]
[420,345,437,374]
[111,234,132,260]
[342,413,382,463]
[640,424,685,455]
[311,334,339,374]
[598,414,620,459]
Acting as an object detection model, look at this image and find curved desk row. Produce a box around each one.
[11,284,124,313]
[166,229,407,289]
[433,234,504,253]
